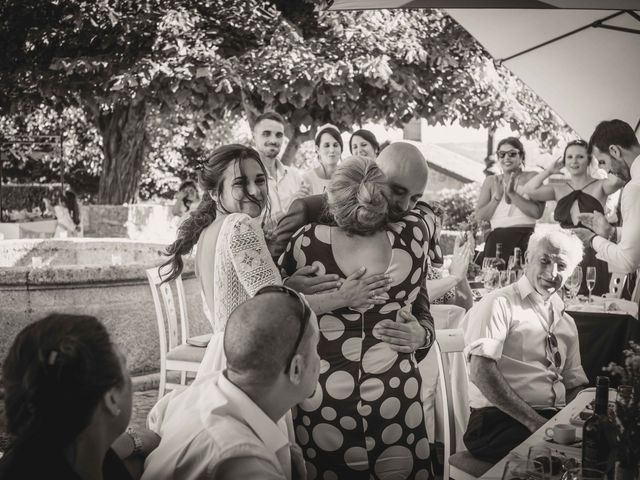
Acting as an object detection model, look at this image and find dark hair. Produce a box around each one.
[315,126,343,151]
[178,180,197,192]
[349,129,380,155]
[327,156,389,236]
[2,314,124,445]
[63,190,81,226]
[496,137,526,163]
[160,144,269,283]
[589,119,639,154]
[254,111,285,129]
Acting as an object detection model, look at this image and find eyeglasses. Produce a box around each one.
[497,150,521,160]
[546,332,562,369]
[254,285,311,373]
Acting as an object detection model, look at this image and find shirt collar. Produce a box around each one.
[515,275,563,311]
[205,372,290,454]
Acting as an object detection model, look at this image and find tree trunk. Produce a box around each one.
[95,102,147,204]
[280,128,307,167]
[483,124,497,176]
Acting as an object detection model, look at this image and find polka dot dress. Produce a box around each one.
[279,213,432,479]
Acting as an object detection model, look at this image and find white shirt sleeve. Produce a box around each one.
[593,182,640,273]
[463,294,511,362]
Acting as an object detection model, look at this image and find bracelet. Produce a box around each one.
[126,427,143,456]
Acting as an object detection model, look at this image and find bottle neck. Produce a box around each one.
[594,385,609,415]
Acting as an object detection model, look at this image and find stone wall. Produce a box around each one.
[81,204,176,243]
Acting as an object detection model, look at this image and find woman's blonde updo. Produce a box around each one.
[327,156,389,236]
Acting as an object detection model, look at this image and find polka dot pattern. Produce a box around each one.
[282,216,432,479]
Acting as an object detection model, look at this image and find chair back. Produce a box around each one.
[433,328,465,480]
[609,273,627,298]
[146,267,190,356]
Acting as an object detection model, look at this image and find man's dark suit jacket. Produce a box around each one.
[268,193,435,361]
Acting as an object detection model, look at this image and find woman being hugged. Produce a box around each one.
[475,137,545,263]
[522,139,624,295]
[280,156,433,479]
[160,144,392,381]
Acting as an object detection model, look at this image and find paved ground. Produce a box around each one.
[0,389,159,453]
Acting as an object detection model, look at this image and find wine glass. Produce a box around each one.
[565,266,582,303]
[586,266,596,303]
[484,267,500,291]
[527,445,557,479]
[561,468,605,480]
[499,270,509,288]
[502,458,545,480]
[507,255,515,271]
[482,257,497,271]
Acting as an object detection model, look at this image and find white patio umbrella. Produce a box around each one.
[327,1,640,139]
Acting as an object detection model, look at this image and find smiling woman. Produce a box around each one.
[475,137,546,265]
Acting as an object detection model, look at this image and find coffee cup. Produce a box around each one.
[545,423,576,444]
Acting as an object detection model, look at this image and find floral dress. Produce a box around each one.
[279,212,432,480]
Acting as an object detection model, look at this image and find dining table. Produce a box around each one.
[565,298,639,386]
[480,388,607,479]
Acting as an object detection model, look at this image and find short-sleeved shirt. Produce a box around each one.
[267,160,304,221]
[463,276,588,409]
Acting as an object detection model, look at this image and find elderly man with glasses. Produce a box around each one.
[462,229,588,463]
[142,286,318,480]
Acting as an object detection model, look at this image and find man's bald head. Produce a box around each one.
[376,142,429,218]
[223,292,307,383]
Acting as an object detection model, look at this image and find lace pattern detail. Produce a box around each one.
[213,213,281,333]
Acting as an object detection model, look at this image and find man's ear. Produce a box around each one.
[288,354,304,386]
[103,387,121,417]
[609,145,622,160]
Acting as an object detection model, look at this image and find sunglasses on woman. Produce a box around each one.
[496,150,521,160]
[254,285,311,373]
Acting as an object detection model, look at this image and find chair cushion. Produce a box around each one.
[186,334,212,348]
[167,343,208,363]
[450,450,493,478]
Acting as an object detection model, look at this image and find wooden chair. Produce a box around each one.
[433,329,493,480]
[146,267,210,397]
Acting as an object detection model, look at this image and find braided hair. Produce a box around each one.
[159,144,270,283]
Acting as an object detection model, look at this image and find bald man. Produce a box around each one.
[268,141,436,361]
[142,287,319,480]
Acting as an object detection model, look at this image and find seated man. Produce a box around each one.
[141,286,319,480]
[463,229,589,463]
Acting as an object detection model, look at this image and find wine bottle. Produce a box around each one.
[511,247,524,280]
[582,376,613,476]
[494,243,507,271]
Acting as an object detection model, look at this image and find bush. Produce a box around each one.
[435,182,480,230]
[0,184,61,220]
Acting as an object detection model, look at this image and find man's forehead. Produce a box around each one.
[536,243,570,261]
[254,119,283,133]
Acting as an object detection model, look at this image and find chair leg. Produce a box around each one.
[159,362,167,398]
[180,370,187,386]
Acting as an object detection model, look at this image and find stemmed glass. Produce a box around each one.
[565,266,583,303]
[586,266,596,303]
[561,468,605,480]
[502,458,545,480]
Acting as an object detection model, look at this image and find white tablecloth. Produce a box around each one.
[419,304,470,451]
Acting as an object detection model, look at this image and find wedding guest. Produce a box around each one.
[523,139,624,295]
[475,137,545,264]
[142,288,318,480]
[269,142,436,364]
[251,112,309,227]
[0,313,158,480]
[280,156,433,479]
[43,190,81,238]
[349,129,380,159]
[574,120,640,300]
[463,230,588,463]
[301,124,343,195]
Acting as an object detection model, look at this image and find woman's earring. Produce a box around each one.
[209,191,217,202]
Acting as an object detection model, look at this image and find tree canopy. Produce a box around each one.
[0,0,570,204]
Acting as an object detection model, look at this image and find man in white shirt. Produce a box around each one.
[463,229,589,463]
[142,286,320,480]
[252,112,309,230]
[574,120,640,299]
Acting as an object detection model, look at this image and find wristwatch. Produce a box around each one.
[126,427,143,456]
